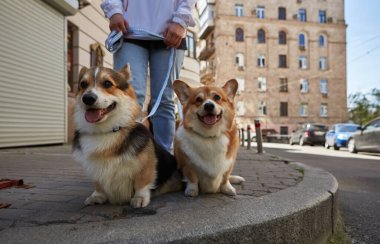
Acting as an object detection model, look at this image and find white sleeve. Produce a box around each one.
[100,0,124,19]
[172,0,197,28]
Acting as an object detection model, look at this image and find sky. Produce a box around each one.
[346,0,380,97]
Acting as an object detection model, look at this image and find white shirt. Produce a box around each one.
[101,0,196,36]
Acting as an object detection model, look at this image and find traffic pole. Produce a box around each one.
[241,128,245,147]
[247,124,251,150]
[254,119,263,153]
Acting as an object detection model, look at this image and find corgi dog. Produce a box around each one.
[173,79,245,197]
[73,65,180,208]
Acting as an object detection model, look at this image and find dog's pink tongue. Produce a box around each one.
[203,114,217,125]
[85,109,102,123]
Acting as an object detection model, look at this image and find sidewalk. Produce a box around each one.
[0,144,337,243]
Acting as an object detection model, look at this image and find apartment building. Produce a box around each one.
[197,0,348,135]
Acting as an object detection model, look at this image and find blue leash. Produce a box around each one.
[105,28,175,122]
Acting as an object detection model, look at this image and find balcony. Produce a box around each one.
[199,5,215,39]
[198,45,215,60]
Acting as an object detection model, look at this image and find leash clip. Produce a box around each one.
[105,30,124,53]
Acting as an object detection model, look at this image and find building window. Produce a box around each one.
[237,101,246,116]
[320,79,328,95]
[67,22,76,92]
[279,55,287,68]
[186,32,196,58]
[236,78,245,94]
[258,29,266,43]
[256,6,265,19]
[279,31,287,44]
[235,4,244,17]
[257,54,265,67]
[259,101,267,116]
[235,28,244,42]
[280,126,289,135]
[300,103,308,116]
[278,7,286,20]
[258,76,267,92]
[319,10,327,23]
[299,56,308,69]
[300,79,309,93]
[299,33,306,49]
[298,8,307,22]
[320,103,328,117]
[319,57,327,70]
[280,78,288,92]
[319,35,326,47]
[280,102,288,116]
[236,53,245,70]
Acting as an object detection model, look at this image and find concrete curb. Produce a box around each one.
[0,162,338,244]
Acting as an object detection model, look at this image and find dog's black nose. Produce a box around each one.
[204,102,215,112]
[82,93,97,106]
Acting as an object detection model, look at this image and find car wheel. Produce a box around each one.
[299,137,305,146]
[333,144,339,150]
[325,142,330,149]
[348,139,357,153]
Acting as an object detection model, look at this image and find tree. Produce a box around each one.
[348,88,380,125]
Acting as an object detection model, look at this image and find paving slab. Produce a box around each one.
[0,145,337,243]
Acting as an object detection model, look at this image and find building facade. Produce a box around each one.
[197,0,348,135]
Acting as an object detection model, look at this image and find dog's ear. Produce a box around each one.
[118,63,131,81]
[78,66,88,81]
[173,80,191,105]
[222,79,238,102]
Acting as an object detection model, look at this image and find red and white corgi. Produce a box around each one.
[73,65,180,208]
[173,79,245,197]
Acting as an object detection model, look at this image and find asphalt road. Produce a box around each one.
[260,143,380,244]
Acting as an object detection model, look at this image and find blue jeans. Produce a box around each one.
[114,41,184,152]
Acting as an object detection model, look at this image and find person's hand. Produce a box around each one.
[109,14,128,34]
[163,22,186,48]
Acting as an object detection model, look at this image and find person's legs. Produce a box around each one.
[149,47,185,152]
[114,42,149,107]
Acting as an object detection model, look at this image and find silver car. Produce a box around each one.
[348,116,380,153]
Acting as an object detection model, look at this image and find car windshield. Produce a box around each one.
[310,125,328,131]
[337,125,359,132]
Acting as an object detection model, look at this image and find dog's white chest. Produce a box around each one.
[176,127,233,177]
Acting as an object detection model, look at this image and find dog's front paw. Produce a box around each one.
[184,183,199,197]
[229,175,245,184]
[130,196,150,208]
[84,191,107,205]
[220,182,237,196]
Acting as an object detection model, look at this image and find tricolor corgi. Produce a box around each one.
[73,65,180,208]
[173,79,245,197]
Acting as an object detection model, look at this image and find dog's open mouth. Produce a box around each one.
[197,112,222,125]
[85,102,116,123]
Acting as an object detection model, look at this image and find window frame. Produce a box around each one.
[235,4,244,17]
[235,28,244,42]
[258,29,266,44]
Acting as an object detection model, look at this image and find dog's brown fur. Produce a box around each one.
[73,65,180,208]
[173,79,244,197]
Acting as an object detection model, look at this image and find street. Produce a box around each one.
[260,143,380,244]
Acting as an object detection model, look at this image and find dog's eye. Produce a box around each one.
[80,81,88,89]
[213,94,221,101]
[196,97,203,103]
[103,80,113,89]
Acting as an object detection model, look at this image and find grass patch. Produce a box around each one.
[328,211,351,244]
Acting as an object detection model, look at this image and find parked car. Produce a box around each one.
[325,123,360,150]
[348,116,380,153]
[289,123,329,146]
